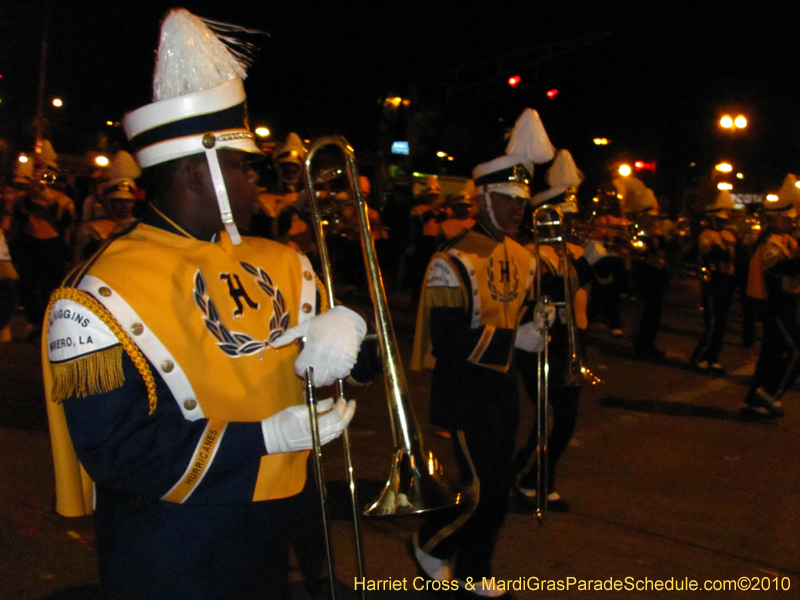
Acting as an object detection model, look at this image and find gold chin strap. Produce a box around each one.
[46,287,158,414]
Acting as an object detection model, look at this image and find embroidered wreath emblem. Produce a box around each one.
[193,262,290,358]
[487,256,519,304]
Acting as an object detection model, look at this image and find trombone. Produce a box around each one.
[302,136,462,592]
[529,204,601,522]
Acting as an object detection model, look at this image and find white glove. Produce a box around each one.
[262,397,356,454]
[515,321,547,352]
[272,305,367,387]
[583,239,609,265]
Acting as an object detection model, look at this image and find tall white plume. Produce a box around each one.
[547,149,583,190]
[153,9,256,102]
[505,108,556,164]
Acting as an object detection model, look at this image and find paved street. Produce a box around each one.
[1,273,798,600]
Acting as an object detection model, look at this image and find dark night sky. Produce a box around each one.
[1,1,799,197]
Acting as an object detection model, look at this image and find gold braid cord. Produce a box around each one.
[315,275,330,313]
[46,288,158,414]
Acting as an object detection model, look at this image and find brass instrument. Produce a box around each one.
[575,220,636,239]
[302,136,462,593]
[571,218,645,253]
[529,204,602,523]
[673,215,693,238]
[39,170,57,186]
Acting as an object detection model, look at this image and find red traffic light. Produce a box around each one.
[546,89,559,99]
[507,75,522,88]
[634,160,657,172]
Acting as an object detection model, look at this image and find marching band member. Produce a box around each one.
[689,189,737,373]
[0,226,18,340]
[410,108,553,597]
[586,183,631,337]
[73,152,140,264]
[42,10,368,598]
[408,175,445,305]
[614,174,669,359]
[9,145,75,340]
[440,180,477,240]
[514,149,604,513]
[743,183,800,418]
[252,132,308,240]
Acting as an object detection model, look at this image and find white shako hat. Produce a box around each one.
[276,132,306,165]
[122,8,263,245]
[774,173,800,213]
[530,149,584,208]
[37,139,59,171]
[703,189,734,215]
[614,175,658,216]
[760,173,798,217]
[473,154,533,199]
[101,150,141,198]
[473,108,556,199]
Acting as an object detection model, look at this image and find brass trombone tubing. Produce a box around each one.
[534,296,550,524]
[530,204,604,521]
[306,135,459,519]
[303,366,340,599]
[534,205,585,388]
[301,135,461,594]
[302,138,367,599]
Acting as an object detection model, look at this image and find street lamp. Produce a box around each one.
[719,114,747,130]
[52,98,63,107]
[254,127,270,138]
[618,164,632,177]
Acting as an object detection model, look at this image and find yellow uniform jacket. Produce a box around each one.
[411,224,534,429]
[43,209,320,516]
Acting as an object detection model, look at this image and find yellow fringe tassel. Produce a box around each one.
[51,345,125,402]
[427,286,467,309]
[45,288,159,414]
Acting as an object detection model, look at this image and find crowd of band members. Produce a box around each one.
[0,135,796,600]
[0,142,143,341]
[210,143,800,423]
[4,154,792,529]
[2,138,799,421]
[0,142,800,478]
